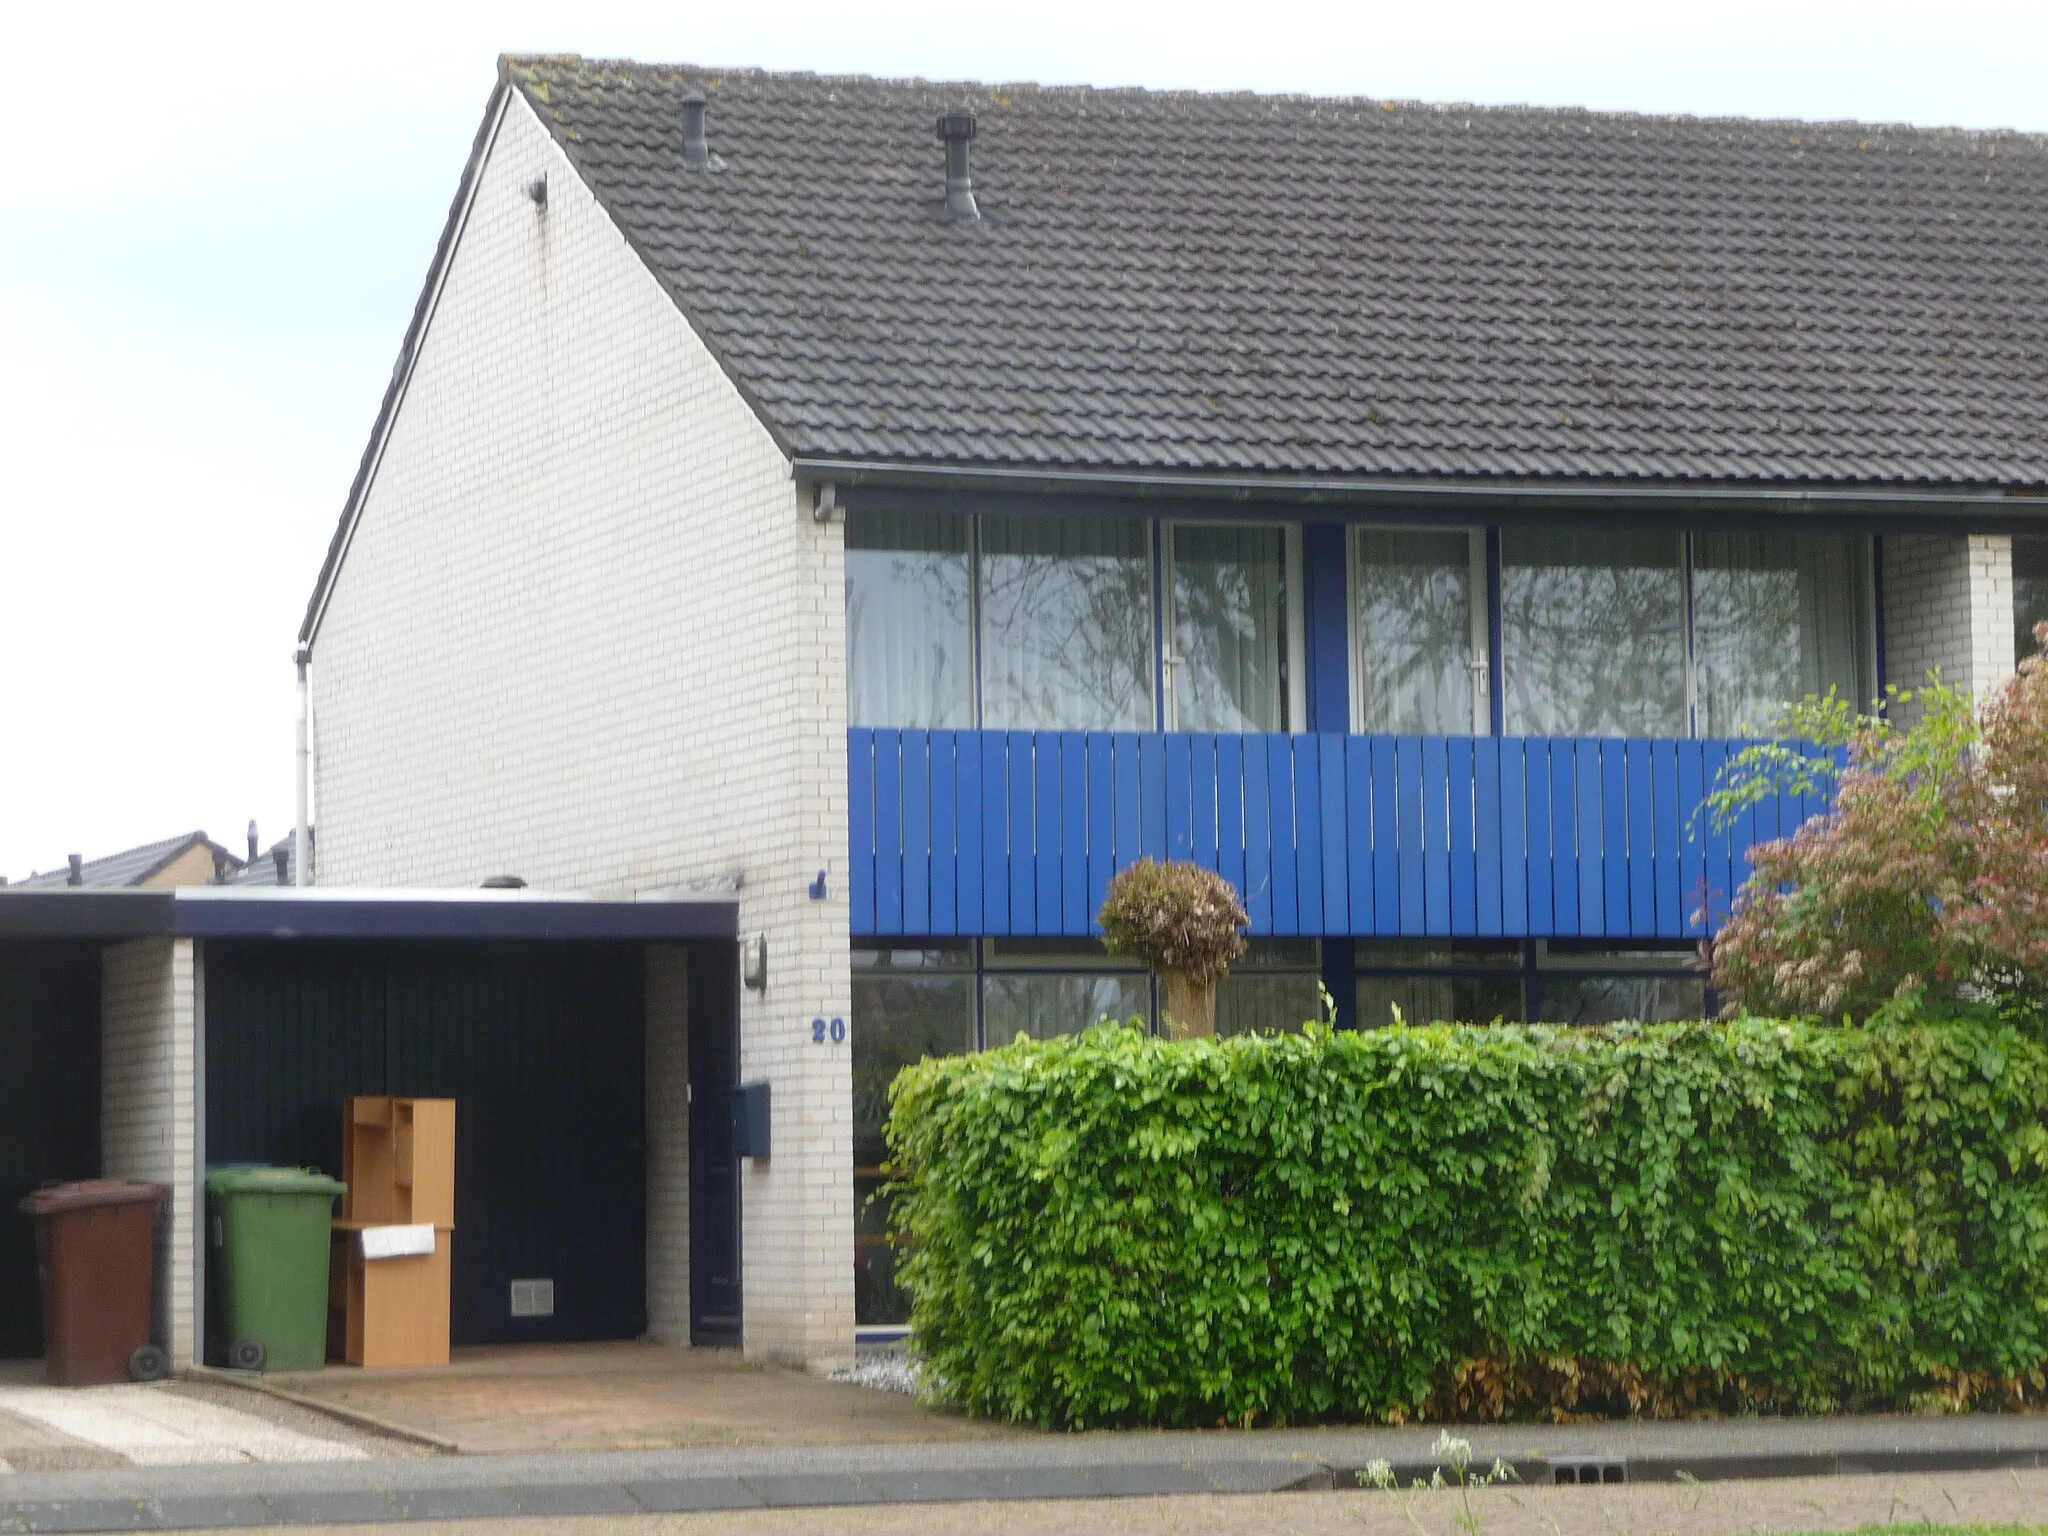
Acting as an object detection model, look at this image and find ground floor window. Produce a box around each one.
[2016,535,2048,662]
[1355,939,1708,1027]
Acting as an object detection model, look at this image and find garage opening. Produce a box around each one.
[0,941,101,1359]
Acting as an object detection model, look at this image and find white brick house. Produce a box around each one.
[299,57,2048,1365]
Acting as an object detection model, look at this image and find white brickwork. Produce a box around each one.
[644,944,690,1344]
[310,93,854,1367]
[100,937,199,1369]
[1882,535,2016,724]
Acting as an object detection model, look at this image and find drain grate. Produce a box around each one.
[1551,1456,1626,1485]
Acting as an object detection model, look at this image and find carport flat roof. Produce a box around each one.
[0,887,738,942]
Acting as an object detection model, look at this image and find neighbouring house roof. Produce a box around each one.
[12,832,241,890]
[503,56,2048,489]
[229,833,309,887]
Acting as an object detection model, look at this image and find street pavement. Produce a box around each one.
[3,1410,2048,1531]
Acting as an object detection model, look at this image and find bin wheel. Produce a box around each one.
[229,1337,267,1373]
[128,1345,169,1382]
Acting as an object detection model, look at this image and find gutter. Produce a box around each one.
[794,457,2048,532]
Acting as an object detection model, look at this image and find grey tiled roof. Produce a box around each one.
[505,55,2048,488]
[12,832,235,889]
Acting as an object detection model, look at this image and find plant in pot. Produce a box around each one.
[1098,858,1249,1039]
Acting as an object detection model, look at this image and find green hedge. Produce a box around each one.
[884,1016,2048,1428]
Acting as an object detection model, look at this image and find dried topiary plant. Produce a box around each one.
[1098,858,1249,1038]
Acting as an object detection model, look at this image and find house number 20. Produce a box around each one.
[811,1017,847,1044]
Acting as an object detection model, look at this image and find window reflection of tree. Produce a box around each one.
[1691,565,1802,737]
[1501,542,1687,737]
[980,524,1154,732]
[845,546,973,728]
[1174,528,1285,733]
[850,973,975,1169]
[1357,555,1472,734]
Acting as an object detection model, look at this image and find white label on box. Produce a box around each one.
[359,1223,436,1260]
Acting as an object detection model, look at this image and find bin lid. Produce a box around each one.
[17,1179,170,1217]
[205,1167,346,1197]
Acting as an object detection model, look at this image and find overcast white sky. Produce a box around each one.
[2,0,2044,882]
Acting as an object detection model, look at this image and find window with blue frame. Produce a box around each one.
[1353,939,1708,1026]
[2015,535,2048,661]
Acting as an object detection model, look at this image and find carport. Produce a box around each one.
[0,888,740,1370]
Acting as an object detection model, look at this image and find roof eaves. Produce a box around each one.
[300,76,515,647]
[798,455,2048,528]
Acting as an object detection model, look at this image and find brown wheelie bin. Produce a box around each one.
[18,1180,171,1385]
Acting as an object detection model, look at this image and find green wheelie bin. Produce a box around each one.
[207,1167,346,1372]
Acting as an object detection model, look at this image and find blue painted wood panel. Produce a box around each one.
[847,728,1836,943]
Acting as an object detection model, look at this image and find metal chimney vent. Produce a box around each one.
[936,111,979,221]
[680,91,727,173]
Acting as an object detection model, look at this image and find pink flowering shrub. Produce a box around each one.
[1710,627,2048,1021]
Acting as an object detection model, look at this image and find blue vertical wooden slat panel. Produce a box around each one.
[1033,733,1062,936]
[1165,734,1194,863]
[1243,734,1273,934]
[1190,735,1221,873]
[901,729,931,936]
[1345,737,1375,935]
[1473,736,1503,937]
[1268,736,1301,936]
[1320,734,1349,935]
[1550,741,1580,936]
[956,732,983,934]
[928,732,958,936]
[1369,738,1399,935]
[1498,738,1529,937]
[981,733,1011,935]
[1522,740,1554,935]
[1113,732,1143,891]
[1730,745,1763,922]
[1675,742,1705,935]
[1743,748,1780,898]
[1447,736,1477,936]
[1216,736,1246,906]
[1396,736,1426,935]
[1060,734,1089,936]
[1695,740,1729,931]
[848,729,876,936]
[874,731,905,936]
[1623,741,1654,937]
[1008,733,1037,934]
[1140,735,1168,863]
[1421,736,1452,934]
[1294,739,1324,935]
[1597,741,1626,937]
[1650,740,1681,938]
[1084,734,1115,930]
[1584,741,1615,938]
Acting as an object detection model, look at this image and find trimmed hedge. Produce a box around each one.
[884,1017,2048,1428]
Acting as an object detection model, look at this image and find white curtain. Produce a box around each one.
[1172,524,1287,732]
[1691,533,1872,736]
[980,515,1155,732]
[1355,530,1476,733]
[1501,530,1688,737]
[844,511,974,729]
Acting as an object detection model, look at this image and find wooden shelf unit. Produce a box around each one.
[335,1097,455,1368]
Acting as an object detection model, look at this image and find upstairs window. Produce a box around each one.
[1166,523,1296,733]
[980,515,1155,732]
[1501,531,1690,737]
[845,511,973,729]
[1689,533,1873,736]
[1353,529,1488,734]
[2015,536,2048,661]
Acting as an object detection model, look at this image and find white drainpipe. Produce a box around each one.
[294,644,311,887]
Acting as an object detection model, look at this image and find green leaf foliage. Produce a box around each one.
[885,1014,2048,1428]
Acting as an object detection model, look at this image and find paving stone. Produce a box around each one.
[740,1473,877,1506]
[855,1469,1000,1503]
[257,1489,401,1526]
[1090,1461,1217,1497]
[503,1482,645,1517]
[383,1486,522,1521]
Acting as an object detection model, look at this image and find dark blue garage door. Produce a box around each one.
[204,940,646,1347]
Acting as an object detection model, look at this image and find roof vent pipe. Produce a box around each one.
[66,854,82,887]
[936,112,979,220]
[273,847,289,884]
[681,91,711,169]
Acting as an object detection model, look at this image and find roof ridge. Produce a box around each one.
[500,53,2048,142]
